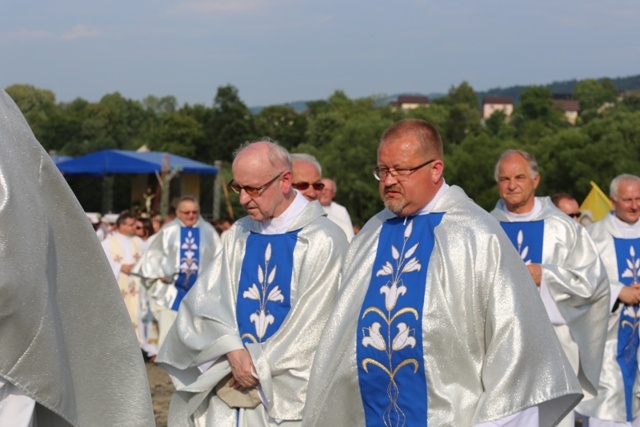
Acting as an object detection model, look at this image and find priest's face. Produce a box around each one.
[377,136,443,216]
[292,160,323,201]
[232,146,292,222]
[177,200,200,227]
[612,179,640,224]
[496,153,540,214]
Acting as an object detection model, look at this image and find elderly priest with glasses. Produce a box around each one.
[133,195,221,347]
[156,140,349,427]
[303,119,583,427]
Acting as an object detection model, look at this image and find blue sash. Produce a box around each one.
[236,231,299,344]
[356,214,444,427]
[171,226,200,310]
[613,237,640,421]
[500,220,545,264]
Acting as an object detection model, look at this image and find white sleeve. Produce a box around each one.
[0,379,36,427]
[473,405,538,426]
[539,277,567,325]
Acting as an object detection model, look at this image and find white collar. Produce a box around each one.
[414,180,449,216]
[259,191,309,235]
[501,198,542,222]
[612,214,640,238]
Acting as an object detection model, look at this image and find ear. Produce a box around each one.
[280,170,293,193]
[431,160,445,183]
[533,173,540,189]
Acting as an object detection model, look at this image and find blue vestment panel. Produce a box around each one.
[613,237,640,421]
[236,231,300,344]
[171,226,200,310]
[356,214,444,427]
[500,220,545,264]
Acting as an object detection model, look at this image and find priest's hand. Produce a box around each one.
[618,284,640,305]
[527,264,542,286]
[121,264,135,274]
[227,349,259,390]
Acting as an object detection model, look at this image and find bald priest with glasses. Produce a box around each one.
[303,119,583,426]
[156,140,349,427]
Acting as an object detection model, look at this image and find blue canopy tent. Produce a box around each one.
[57,149,217,176]
[57,150,219,215]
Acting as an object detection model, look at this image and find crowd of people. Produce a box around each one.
[2,84,640,427]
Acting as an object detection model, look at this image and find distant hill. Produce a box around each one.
[478,74,640,104]
[250,74,640,113]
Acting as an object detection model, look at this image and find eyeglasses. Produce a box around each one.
[373,159,436,181]
[178,210,199,215]
[567,212,581,218]
[292,182,325,191]
[228,171,284,198]
[135,226,143,229]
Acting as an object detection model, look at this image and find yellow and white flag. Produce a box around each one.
[580,181,612,222]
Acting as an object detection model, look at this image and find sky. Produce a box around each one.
[2,0,639,108]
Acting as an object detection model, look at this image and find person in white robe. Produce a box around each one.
[0,89,155,425]
[490,149,610,427]
[319,178,354,231]
[577,174,640,426]
[156,141,349,427]
[290,153,354,241]
[101,212,144,341]
[133,196,221,347]
[303,119,582,427]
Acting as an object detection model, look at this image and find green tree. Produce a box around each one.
[209,85,257,162]
[448,81,479,110]
[255,105,308,150]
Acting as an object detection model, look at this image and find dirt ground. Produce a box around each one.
[146,361,175,427]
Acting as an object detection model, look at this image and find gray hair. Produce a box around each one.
[494,149,539,182]
[233,138,292,170]
[290,153,322,176]
[610,174,640,199]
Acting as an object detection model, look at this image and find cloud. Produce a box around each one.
[2,25,100,44]
[170,0,267,14]
[61,24,100,40]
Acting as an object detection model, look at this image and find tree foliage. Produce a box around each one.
[6,80,640,221]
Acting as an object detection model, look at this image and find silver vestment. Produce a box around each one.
[157,201,349,426]
[491,197,610,397]
[0,89,154,425]
[304,186,582,427]
[576,213,640,422]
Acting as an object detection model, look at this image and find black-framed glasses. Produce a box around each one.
[373,159,436,181]
[228,171,284,198]
[567,212,581,218]
[292,182,325,191]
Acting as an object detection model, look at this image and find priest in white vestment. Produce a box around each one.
[490,149,610,427]
[101,212,144,342]
[133,196,221,346]
[577,174,640,426]
[319,178,354,232]
[0,89,154,426]
[304,119,582,427]
[157,141,349,427]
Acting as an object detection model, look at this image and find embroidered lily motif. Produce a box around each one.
[621,245,640,362]
[516,230,531,265]
[621,245,640,284]
[361,219,422,427]
[242,243,282,343]
[179,231,199,283]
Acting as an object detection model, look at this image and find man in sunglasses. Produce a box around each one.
[291,153,354,241]
[133,195,221,347]
[491,149,609,427]
[305,119,583,426]
[157,140,349,426]
[551,193,582,223]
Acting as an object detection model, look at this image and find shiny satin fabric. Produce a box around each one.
[577,214,640,422]
[132,218,221,305]
[303,186,582,427]
[0,90,155,425]
[157,201,349,426]
[492,197,610,397]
